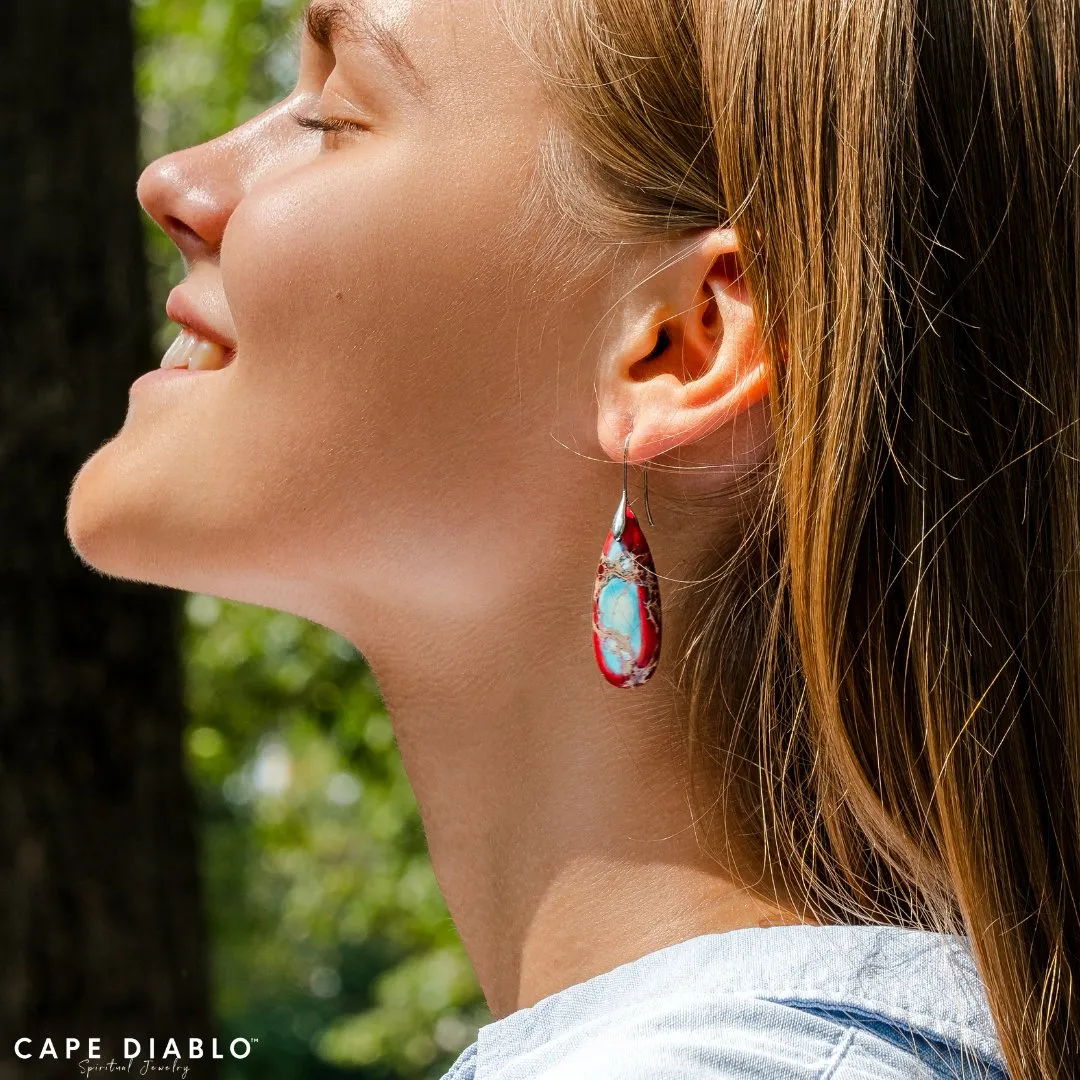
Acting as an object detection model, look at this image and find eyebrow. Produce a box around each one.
[302,0,426,95]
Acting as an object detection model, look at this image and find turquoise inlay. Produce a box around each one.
[598,578,642,658]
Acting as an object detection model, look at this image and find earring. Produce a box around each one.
[592,433,662,687]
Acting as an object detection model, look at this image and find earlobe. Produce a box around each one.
[597,227,769,462]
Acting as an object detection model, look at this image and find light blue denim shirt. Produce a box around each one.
[439,924,1008,1079]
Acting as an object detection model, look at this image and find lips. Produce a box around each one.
[162,285,237,370]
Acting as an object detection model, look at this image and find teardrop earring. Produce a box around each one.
[592,433,662,688]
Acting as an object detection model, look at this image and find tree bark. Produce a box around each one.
[0,1,216,1076]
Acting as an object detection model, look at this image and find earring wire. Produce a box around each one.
[613,432,656,541]
[643,454,655,527]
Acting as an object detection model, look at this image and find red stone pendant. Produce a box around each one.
[592,505,662,687]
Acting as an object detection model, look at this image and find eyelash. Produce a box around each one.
[291,111,370,137]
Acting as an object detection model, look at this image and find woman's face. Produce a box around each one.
[67,0,623,636]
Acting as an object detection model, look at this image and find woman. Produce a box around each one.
[65,0,1077,1075]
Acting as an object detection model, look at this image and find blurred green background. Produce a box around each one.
[133,2,489,1076]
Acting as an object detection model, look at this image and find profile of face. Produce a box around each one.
[66,0,768,675]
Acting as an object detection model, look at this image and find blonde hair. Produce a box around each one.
[506,0,1080,1075]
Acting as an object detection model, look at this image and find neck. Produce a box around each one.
[319,559,801,1019]
[280,408,797,1018]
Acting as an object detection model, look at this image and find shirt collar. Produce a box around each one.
[473,924,1005,1075]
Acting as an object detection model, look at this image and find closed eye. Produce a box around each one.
[291,111,371,135]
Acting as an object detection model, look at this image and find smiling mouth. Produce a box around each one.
[160,328,235,372]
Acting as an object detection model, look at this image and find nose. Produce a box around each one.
[137,137,240,264]
[136,98,309,266]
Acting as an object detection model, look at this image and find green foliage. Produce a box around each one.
[133,3,488,1074]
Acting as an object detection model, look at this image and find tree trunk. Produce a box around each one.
[0,2,216,1076]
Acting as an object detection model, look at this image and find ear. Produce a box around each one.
[597,227,769,462]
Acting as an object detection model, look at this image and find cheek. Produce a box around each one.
[224,152,439,421]
[207,144,535,552]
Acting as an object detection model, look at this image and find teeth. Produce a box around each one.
[159,328,231,371]
[189,337,229,371]
[160,330,194,369]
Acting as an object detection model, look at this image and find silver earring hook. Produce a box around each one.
[643,455,655,528]
[612,432,655,541]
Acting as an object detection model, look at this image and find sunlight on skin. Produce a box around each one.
[67,0,788,1019]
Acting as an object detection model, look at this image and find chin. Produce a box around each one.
[65,438,175,589]
[64,433,312,614]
